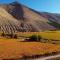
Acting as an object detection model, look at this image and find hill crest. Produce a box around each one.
[0,2,60,33]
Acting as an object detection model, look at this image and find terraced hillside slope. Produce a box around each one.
[0,2,60,33]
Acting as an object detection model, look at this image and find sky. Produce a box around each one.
[0,0,60,13]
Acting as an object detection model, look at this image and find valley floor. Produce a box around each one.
[0,39,59,60]
[0,31,60,59]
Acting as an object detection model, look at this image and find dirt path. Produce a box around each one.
[32,54,60,60]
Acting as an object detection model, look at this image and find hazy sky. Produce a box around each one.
[0,0,60,13]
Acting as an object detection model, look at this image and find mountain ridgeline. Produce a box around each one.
[0,1,60,33]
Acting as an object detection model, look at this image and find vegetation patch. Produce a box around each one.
[25,34,42,42]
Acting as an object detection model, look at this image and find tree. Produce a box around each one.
[1,32,5,37]
[38,35,42,41]
[29,35,42,42]
[14,34,18,39]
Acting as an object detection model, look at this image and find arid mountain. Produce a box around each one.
[0,2,60,33]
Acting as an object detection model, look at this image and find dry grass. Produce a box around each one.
[17,31,60,40]
[0,31,60,59]
[0,39,60,59]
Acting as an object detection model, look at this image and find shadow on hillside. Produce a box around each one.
[9,1,24,20]
[47,20,60,29]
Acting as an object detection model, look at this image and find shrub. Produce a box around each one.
[1,33,18,39]
[14,34,18,39]
[29,35,42,41]
[38,35,42,41]
[29,35,38,41]
[1,32,5,37]
[9,34,13,38]
[8,34,18,39]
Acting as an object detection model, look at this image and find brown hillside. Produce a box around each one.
[0,2,60,33]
